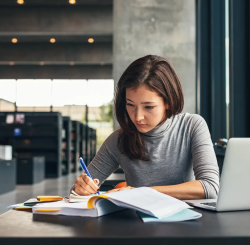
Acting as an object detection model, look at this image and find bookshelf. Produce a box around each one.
[62,117,71,175]
[70,120,80,173]
[79,123,86,170]
[0,112,62,178]
[88,127,97,164]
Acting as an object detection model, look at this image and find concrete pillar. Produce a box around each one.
[113,0,195,129]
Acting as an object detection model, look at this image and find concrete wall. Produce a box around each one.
[113,0,196,129]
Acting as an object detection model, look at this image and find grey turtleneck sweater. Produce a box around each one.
[88,113,219,199]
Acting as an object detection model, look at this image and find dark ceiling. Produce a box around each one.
[0,0,113,79]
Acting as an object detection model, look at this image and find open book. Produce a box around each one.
[32,187,196,219]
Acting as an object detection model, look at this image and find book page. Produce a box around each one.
[95,198,125,216]
[32,201,98,217]
[35,201,88,209]
[69,193,98,203]
[105,187,191,218]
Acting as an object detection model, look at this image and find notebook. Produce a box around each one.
[137,209,202,222]
[33,187,195,219]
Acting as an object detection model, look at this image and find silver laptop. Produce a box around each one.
[185,138,250,211]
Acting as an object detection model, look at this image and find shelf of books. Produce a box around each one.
[70,120,80,173]
[88,127,97,165]
[62,117,71,175]
[0,112,62,178]
[79,123,86,170]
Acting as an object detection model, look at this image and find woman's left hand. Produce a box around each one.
[105,186,134,193]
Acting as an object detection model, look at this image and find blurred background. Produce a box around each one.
[0,0,249,214]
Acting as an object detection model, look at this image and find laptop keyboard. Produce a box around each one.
[201,202,217,207]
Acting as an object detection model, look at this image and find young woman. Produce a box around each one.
[73,55,219,200]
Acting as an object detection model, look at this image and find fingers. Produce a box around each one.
[82,174,99,193]
[80,174,99,193]
[74,179,92,196]
[94,179,100,185]
[74,174,100,196]
[74,175,91,195]
[74,185,91,196]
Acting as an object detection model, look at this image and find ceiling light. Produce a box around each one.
[69,0,76,4]
[12,38,18,43]
[100,62,105,66]
[39,62,44,66]
[17,0,24,4]
[50,38,56,43]
[9,62,15,66]
[88,38,94,43]
[69,62,74,66]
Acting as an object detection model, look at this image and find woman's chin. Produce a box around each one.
[136,126,151,133]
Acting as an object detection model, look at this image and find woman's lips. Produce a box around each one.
[137,123,147,127]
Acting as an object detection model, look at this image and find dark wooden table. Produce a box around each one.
[1,207,250,245]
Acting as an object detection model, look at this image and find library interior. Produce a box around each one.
[0,0,249,245]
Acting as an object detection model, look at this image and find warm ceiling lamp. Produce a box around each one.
[12,38,18,43]
[9,62,15,66]
[88,38,94,43]
[69,62,75,66]
[39,62,44,66]
[69,0,76,4]
[50,38,56,43]
[17,0,24,4]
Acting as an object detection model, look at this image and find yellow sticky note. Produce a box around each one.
[36,196,63,201]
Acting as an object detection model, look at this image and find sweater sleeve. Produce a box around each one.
[190,114,220,199]
[87,130,120,185]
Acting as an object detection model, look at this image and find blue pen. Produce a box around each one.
[79,157,100,195]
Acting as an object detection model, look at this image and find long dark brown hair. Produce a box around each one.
[114,55,184,161]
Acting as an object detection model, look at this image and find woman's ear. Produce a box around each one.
[165,104,169,109]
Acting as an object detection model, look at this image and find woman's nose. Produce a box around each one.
[135,108,144,121]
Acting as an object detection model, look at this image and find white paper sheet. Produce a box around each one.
[105,187,191,218]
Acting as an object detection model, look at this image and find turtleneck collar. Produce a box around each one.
[143,115,174,137]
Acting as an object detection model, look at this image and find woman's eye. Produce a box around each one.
[145,106,155,109]
[126,103,134,107]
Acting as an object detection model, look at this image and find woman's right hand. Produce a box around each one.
[74,173,100,195]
